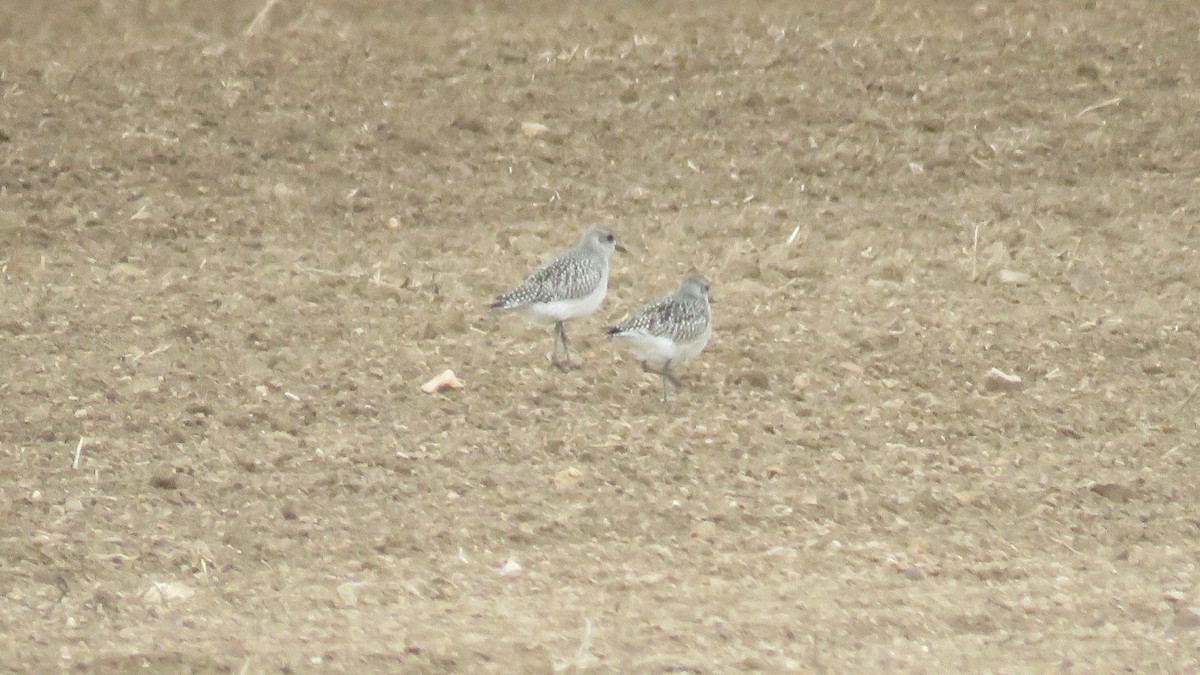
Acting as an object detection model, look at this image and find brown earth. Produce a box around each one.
[2,0,1200,672]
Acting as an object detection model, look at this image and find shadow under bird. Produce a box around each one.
[606,274,713,402]
[490,224,625,369]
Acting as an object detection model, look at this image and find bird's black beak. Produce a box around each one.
[615,242,628,253]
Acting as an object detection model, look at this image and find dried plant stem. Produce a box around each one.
[72,437,86,469]
[245,0,280,37]
[1076,97,1121,117]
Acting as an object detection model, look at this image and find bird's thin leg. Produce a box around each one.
[642,361,682,387]
[662,360,681,404]
[661,361,683,388]
[559,323,574,366]
[641,360,682,403]
[550,321,563,367]
[551,321,573,370]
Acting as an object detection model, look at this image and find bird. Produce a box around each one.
[490,224,624,369]
[606,274,713,402]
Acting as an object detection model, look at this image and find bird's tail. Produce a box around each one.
[489,294,515,311]
[604,325,623,337]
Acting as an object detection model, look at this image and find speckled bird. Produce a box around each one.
[606,274,712,401]
[491,224,624,369]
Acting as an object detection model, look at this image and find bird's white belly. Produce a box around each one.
[615,325,711,369]
[517,274,608,326]
[612,332,679,369]
[675,326,711,363]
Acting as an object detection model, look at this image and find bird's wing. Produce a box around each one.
[613,295,707,342]
[494,253,602,308]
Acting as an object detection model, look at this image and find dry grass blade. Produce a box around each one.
[71,437,86,469]
[1076,97,1122,117]
[244,0,280,37]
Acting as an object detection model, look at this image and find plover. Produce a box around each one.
[491,224,624,369]
[606,274,712,401]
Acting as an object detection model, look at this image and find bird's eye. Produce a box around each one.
[605,234,615,242]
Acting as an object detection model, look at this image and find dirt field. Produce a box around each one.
[3,0,1200,671]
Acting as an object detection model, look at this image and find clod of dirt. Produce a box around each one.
[451,115,487,134]
[141,581,194,605]
[984,368,1023,392]
[336,581,366,607]
[497,559,523,577]
[109,262,147,281]
[520,121,549,137]
[420,369,464,394]
[839,362,865,377]
[281,502,300,520]
[996,269,1031,285]
[692,520,718,541]
[1173,607,1200,630]
[732,369,771,390]
[791,373,813,392]
[553,467,585,491]
[1090,482,1136,503]
[1163,591,1189,605]
[742,92,765,108]
[149,471,179,490]
[1070,267,1106,295]
[624,185,651,202]
[90,589,121,614]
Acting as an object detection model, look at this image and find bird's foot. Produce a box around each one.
[552,356,579,371]
[641,362,683,388]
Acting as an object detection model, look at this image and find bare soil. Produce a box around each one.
[3,0,1200,672]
